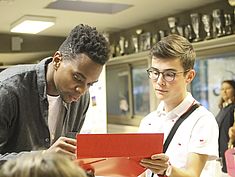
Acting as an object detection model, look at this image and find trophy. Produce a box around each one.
[224,13,233,35]
[115,44,121,57]
[212,9,224,37]
[152,33,159,45]
[158,30,166,41]
[184,24,194,42]
[139,32,151,51]
[131,35,139,53]
[202,14,213,40]
[119,36,125,56]
[124,39,129,54]
[102,32,110,43]
[168,17,179,35]
[190,13,202,42]
[177,26,184,36]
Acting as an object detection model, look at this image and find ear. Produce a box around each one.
[185,69,196,84]
[52,51,62,70]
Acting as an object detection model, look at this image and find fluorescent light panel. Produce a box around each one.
[10,15,55,34]
[46,0,133,14]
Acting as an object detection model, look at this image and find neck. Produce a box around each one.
[164,92,187,112]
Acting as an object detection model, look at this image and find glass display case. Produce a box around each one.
[106,34,235,127]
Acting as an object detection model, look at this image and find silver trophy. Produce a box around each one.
[224,13,233,35]
[190,13,202,42]
[119,36,125,55]
[132,35,139,53]
[202,14,213,40]
[139,32,151,51]
[168,17,179,34]
[212,9,224,37]
[124,39,129,54]
[184,24,194,42]
[152,33,159,45]
[158,30,166,41]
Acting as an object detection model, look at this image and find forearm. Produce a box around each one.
[169,166,200,177]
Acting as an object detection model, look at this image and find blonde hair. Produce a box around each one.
[0,152,87,177]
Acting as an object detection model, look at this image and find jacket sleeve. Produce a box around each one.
[0,86,18,155]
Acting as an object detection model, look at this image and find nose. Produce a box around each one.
[155,73,165,85]
[75,84,88,95]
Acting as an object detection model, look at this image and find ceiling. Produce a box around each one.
[0,0,221,65]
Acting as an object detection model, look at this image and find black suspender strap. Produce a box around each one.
[151,103,200,177]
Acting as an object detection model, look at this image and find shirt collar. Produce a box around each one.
[156,92,196,119]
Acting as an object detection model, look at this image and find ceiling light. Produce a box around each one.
[10,15,55,34]
[46,0,133,14]
[228,0,235,6]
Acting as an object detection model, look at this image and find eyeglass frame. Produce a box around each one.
[146,67,190,82]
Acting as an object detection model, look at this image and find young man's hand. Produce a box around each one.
[140,153,169,175]
[45,137,77,160]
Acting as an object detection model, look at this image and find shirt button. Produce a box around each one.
[45,138,49,142]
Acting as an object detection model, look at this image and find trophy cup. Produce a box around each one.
[119,36,125,56]
[190,13,202,42]
[152,33,159,45]
[102,32,110,43]
[124,39,129,55]
[212,9,224,37]
[168,17,179,34]
[224,13,233,35]
[184,24,194,42]
[140,32,151,51]
[158,30,166,41]
[202,14,213,40]
[132,35,139,53]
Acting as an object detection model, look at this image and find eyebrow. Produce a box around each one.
[75,72,98,85]
[150,67,178,72]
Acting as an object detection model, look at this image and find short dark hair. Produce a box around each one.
[59,24,110,65]
[150,34,196,71]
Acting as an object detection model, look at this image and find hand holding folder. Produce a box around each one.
[76,133,164,177]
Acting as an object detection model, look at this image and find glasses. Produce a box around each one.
[146,67,189,82]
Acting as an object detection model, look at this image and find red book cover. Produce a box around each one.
[76,133,163,177]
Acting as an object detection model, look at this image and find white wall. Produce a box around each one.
[80,66,107,134]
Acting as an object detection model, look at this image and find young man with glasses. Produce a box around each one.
[139,34,218,177]
[0,24,110,162]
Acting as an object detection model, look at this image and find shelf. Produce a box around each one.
[193,34,235,52]
[107,34,235,65]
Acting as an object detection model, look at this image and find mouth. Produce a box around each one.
[155,88,168,94]
[68,95,81,102]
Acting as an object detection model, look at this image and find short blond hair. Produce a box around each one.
[0,152,87,177]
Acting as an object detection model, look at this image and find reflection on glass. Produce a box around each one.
[132,67,150,116]
[106,63,150,126]
[191,55,235,115]
[106,68,130,116]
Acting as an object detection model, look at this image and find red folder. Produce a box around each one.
[225,148,235,177]
[76,133,164,177]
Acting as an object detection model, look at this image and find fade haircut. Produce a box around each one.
[150,34,196,71]
[59,24,110,65]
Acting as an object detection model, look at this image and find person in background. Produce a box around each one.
[0,24,110,161]
[215,80,235,175]
[0,152,87,177]
[139,34,219,177]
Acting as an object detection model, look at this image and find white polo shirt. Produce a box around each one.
[139,93,219,177]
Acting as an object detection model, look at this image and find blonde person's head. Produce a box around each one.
[0,152,87,177]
